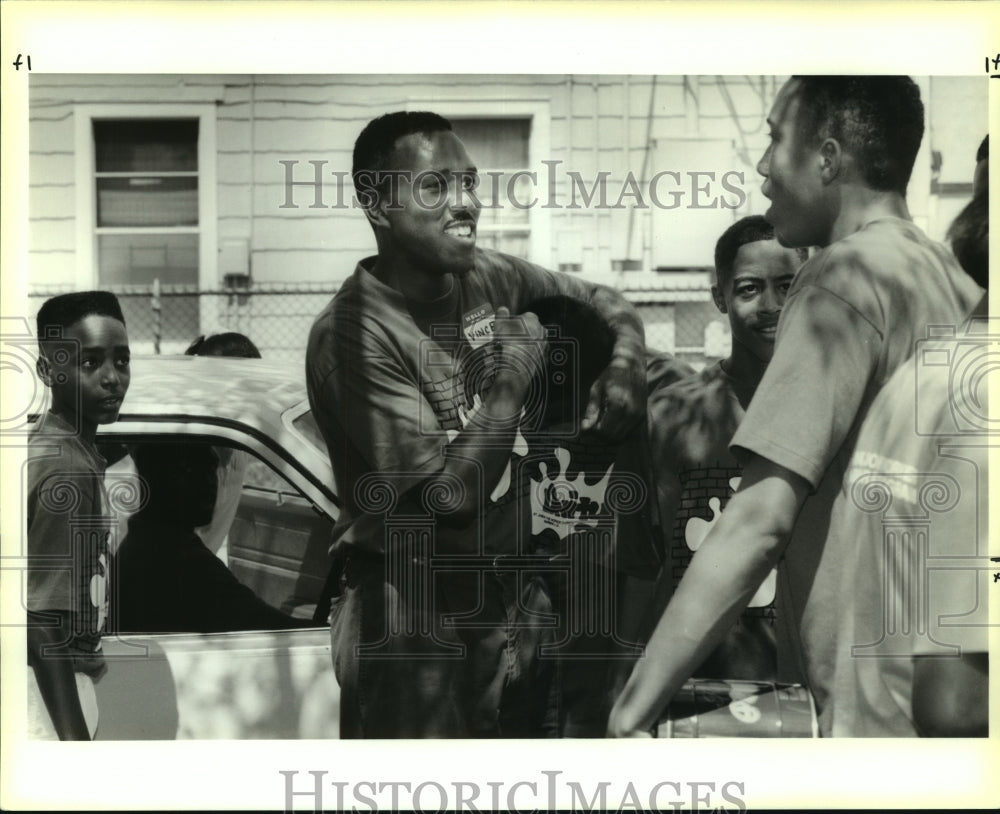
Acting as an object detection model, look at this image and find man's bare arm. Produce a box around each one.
[607,454,810,736]
[578,284,647,440]
[430,307,545,533]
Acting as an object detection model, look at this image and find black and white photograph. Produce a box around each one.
[1,2,996,811]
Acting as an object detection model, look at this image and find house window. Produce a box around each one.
[450,118,532,260]
[92,119,200,347]
[76,105,216,353]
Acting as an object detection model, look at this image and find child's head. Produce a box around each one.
[185,331,261,359]
[36,291,130,439]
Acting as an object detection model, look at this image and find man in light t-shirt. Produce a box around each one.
[824,136,990,737]
[609,76,983,737]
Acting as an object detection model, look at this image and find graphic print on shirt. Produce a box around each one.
[530,447,614,540]
[90,551,109,635]
[675,474,776,610]
[422,303,498,433]
[442,303,618,555]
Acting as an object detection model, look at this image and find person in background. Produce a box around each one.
[27,291,131,739]
[513,295,662,736]
[184,332,262,562]
[114,443,305,633]
[823,135,989,737]
[608,75,983,737]
[643,215,806,680]
[971,133,988,198]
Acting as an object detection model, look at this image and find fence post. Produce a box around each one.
[151,278,162,355]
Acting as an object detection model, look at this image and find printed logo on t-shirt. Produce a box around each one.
[530,446,614,540]
[846,448,920,506]
[90,551,109,634]
[682,475,775,607]
[462,304,495,349]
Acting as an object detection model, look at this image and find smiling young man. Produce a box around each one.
[641,216,805,681]
[306,111,648,737]
[608,76,983,737]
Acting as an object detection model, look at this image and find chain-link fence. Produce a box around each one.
[28,280,730,370]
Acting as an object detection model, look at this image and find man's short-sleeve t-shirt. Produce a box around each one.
[650,362,777,617]
[306,248,612,556]
[730,217,983,708]
[825,313,991,736]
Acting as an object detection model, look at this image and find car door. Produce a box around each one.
[95,423,340,740]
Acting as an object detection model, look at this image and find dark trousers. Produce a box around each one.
[330,545,556,738]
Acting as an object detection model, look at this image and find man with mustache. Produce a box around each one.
[609,76,983,737]
[642,215,805,681]
[306,111,649,737]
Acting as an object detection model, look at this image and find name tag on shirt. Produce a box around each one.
[462,305,495,349]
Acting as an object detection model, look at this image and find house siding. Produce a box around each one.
[28,74,985,360]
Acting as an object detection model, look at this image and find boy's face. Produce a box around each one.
[41,314,131,436]
[713,239,800,363]
[377,129,481,277]
[756,80,830,248]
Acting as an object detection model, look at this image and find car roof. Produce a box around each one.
[104,355,339,514]
[119,355,308,422]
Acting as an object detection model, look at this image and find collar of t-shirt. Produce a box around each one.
[357,256,461,321]
[36,410,108,472]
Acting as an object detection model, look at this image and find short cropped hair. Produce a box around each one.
[352,111,453,204]
[522,295,615,428]
[790,76,924,194]
[714,215,807,284]
[185,332,261,359]
[36,290,126,347]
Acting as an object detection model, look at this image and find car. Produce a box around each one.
[90,354,342,740]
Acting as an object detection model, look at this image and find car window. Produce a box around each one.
[107,440,334,635]
[290,409,326,455]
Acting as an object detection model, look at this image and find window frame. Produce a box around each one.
[74,104,218,292]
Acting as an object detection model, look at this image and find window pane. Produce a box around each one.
[97,177,198,227]
[290,411,327,457]
[94,119,198,173]
[451,118,530,168]
[108,441,328,633]
[98,233,198,286]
